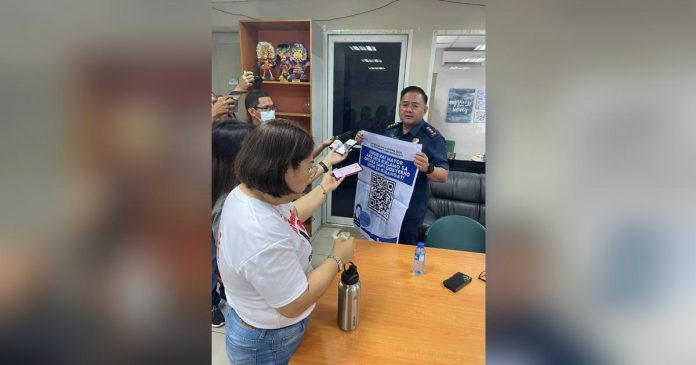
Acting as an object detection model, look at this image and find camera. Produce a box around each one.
[253,75,263,87]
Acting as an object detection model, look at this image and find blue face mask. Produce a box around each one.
[260,110,275,122]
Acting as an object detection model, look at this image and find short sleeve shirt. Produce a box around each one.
[217,187,314,329]
[383,120,449,219]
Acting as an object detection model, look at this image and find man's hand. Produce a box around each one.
[354,130,364,144]
[414,152,430,172]
[331,236,355,264]
[212,96,235,123]
[234,70,255,92]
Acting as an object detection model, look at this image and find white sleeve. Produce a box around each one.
[241,240,309,309]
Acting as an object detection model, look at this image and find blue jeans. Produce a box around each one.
[225,306,310,365]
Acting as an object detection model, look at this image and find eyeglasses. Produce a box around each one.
[254,105,277,111]
[478,271,486,282]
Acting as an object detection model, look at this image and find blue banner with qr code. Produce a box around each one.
[359,145,417,186]
[353,131,421,244]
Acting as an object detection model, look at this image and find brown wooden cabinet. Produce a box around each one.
[238,19,316,234]
[238,20,313,133]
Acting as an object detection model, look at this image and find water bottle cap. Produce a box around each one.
[341,262,360,285]
[417,242,425,248]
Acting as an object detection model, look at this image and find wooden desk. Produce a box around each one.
[291,240,485,364]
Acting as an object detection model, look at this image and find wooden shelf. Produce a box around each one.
[277,112,311,118]
[239,19,314,235]
[262,81,311,86]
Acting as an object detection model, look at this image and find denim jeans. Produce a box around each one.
[225,306,310,365]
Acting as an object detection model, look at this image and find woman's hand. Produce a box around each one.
[320,169,345,193]
[331,236,355,264]
[321,149,349,167]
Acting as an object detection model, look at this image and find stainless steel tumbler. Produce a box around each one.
[337,262,360,331]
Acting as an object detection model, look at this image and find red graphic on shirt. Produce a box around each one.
[287,208,310,242]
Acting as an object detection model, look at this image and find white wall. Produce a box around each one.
[211,0,485,152]
[212,31,249,121]
[211,0,484,94]
[429,47,486,158]
[212,32,241,95]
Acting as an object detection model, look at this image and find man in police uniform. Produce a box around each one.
[356,86,449,244]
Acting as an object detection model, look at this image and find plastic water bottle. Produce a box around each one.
[413,242,426,276]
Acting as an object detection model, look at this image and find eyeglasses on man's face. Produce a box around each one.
[254,105,276,111]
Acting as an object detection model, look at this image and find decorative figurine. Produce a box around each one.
[288,42,310,82]
[275,43,292,82]
[256,41,276,80]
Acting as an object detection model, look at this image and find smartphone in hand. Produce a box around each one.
[329,139,343,150]
[335,139,357,155]
[332,163,363,179]
[334,130,354,142]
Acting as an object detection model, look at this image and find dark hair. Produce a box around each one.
[400,85,428,105]
[212,120,254,206]
[244,89,269,111]
[235,119,314,198]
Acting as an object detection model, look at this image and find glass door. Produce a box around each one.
[326,33,409,225]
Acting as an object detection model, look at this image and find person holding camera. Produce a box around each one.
[212,71,255,124]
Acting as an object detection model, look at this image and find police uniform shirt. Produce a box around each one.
[383,120,449,220]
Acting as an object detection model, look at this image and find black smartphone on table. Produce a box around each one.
[443,272,472,293]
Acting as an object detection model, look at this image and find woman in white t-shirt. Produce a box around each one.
[218,119,355,365]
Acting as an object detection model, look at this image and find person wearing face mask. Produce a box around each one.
[244,89,276,126]
[244,89,336,159]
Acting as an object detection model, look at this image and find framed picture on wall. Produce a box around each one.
[446,88,476,123]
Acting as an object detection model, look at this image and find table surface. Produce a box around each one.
[291,239,486,365]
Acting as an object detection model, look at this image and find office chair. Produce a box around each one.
[424,215,486,253]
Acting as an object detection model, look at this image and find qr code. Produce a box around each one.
[368,173,396,220]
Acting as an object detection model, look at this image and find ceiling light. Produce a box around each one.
[474,44,486,51]
[349,45,377,51]
[368,67,386,70]
[361,59,383,63]
[449,66,471,70]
